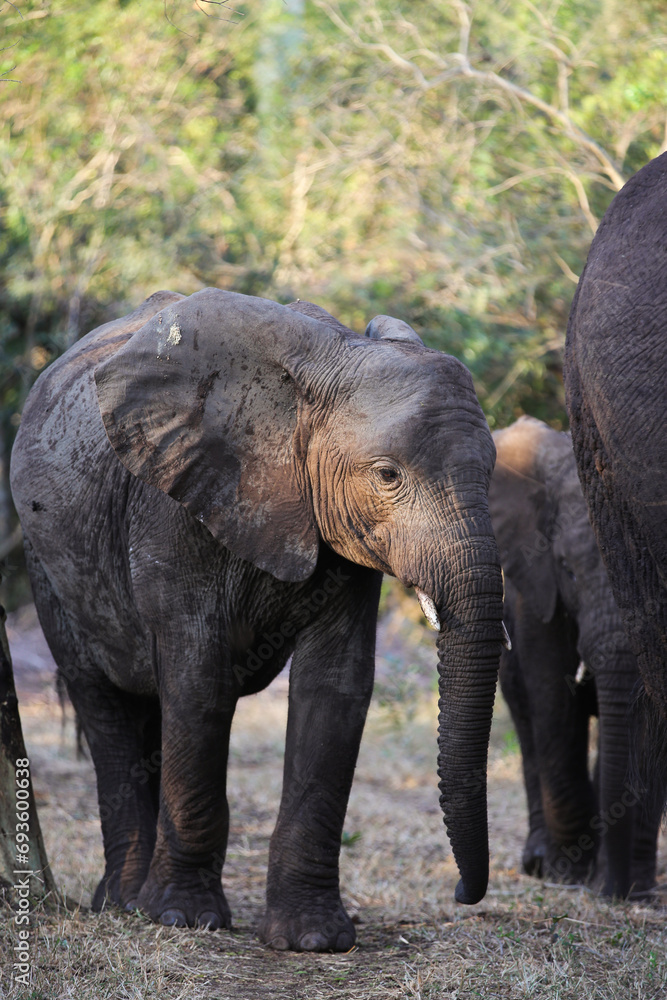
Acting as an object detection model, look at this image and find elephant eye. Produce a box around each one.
[376,466,401,486]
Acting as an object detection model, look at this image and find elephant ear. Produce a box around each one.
[288,299,361,338]
[489,416,558,623]
[365,315,424,344]
[94,288,346,582]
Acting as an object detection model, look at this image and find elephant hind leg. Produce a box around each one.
[74,682,161,912]
[24,536,159,910]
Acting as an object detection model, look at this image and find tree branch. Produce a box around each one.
[451,57,626,191]
[314,1,627,192]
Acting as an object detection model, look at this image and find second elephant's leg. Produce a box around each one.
[499,641,549,876]
[259,567,381,953]
[520,616,597,883]
[500,649,549,878]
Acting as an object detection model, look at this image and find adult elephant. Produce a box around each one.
[564,152,667,758]
[489,416,660,898]
[10,288,506,952]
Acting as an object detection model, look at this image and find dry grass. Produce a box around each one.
[2,600,667,999]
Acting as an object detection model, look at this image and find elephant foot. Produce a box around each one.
[629,862,658,901]
[542,847,595,886]
[627,883,658,902]
[258,901,355,952]
[601,869,657,901]
[522,829,548,878]
[136,871,232,930]
[91,862,150,913]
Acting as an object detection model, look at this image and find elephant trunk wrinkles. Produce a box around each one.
[431,530,504,905]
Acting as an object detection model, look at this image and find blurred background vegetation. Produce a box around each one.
[1,0,666,605]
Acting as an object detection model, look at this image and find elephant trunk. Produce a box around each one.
[427,525,504,904]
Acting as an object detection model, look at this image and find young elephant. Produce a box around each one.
[11,289,506,951]
[489,416,660,897]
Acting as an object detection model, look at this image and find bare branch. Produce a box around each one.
[1,0,23,18]
[0,64,19,84]
[486,165,599,235]
[314,1,627,192]
[451,0,471,60]
[195,0,244,23]
[554,254,580,285]
[442,56,626,192]
[163,0,195,37]
[313,1,430,88]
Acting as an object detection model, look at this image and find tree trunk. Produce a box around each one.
[0,586,56,898]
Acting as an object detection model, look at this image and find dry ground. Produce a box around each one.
[2,595,667,999]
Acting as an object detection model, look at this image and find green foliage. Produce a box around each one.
[501,728,520,757]
[1,0,666,600]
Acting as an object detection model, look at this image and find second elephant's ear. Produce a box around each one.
[287,299,359,337]
[94,288,347,582]
[365,315,424,344]
[489,416,558,623]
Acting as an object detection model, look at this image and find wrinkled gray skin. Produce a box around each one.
[565,152,667,782]
[489,417,660,898]
[11,289,504,952]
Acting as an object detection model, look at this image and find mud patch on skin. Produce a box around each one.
[183,370,221,431]
[157,322,182,357]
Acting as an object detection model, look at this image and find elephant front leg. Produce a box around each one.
[259,578,379,952]
[136,647,236,930]
[259,683,372,952]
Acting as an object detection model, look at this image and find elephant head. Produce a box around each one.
[94,288,505,904]
[489,415,625,666]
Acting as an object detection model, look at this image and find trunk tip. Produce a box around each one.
[455,877,487,905]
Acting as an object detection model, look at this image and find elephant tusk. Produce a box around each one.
[415,590,510,645]
[575,661,589,685]
[502,622,512,651]
[415,588,442,631]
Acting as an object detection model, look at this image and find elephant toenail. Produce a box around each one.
[336,932,354,951]
[269,935,290,951]
[160,908,187,927]
[196,911,220,930]
[124,899,138,912]
[300,932,328,951]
